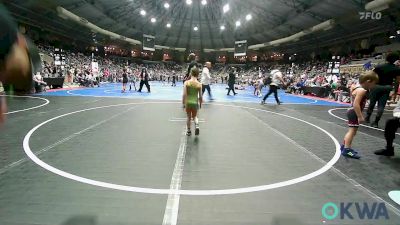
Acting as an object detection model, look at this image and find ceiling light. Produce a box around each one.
[246,14,252,21]
[151,18,156,23]
[164,2,170,9]
[194,26,198,31]
[186,0,192,5]
[223,4,229,13]
[389,36,396,39]
[397,30,400,35]
[166,23,171,28]
[220,25,225,30]
[235,20,241,27]
[201,0,207,5]
[140,10,146,16]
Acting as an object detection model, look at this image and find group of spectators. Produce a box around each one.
[33,43,398,108]
[34,45,187,92]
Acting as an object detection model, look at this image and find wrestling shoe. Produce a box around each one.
[341,145,358,154]
[374,148,394,157]
[342,148,361,159]
[195,124,200,136]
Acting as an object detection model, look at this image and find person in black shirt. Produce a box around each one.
[0,4,41,124]
[340,74,348,88]
[121,68,128,93]
[171,71,177,87]
[366,53,400,128]
[184,53,197,83]
[227,67,237,95]
[138,67,151,93]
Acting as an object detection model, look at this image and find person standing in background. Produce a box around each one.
[375,102,400,157]
[366,53,400,128]
[184,53,197,83]
[201,62,214,100]
[261,69,285,105]
[129,68,137,91]
[227,67,237,96]
[121,68,128,93]
[171,71,177,87]
[138,66,151,93]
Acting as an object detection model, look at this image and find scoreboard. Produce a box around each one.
[143,34,155,51]
[327,56,341,74]
[234,40,247,57]
[54,48,66,67]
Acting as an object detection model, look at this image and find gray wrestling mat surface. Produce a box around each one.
[1,95,399,225]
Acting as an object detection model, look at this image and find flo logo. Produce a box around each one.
[359,11,382,20]
[322,202,389,220]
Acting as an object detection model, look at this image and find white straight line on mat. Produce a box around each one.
[162,128,188,225]
[0,106,136,176]
[169,118,205,123]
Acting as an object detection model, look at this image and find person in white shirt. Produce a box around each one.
[201,62,214,100]
[261,69,286,105]
[33,72,47,93]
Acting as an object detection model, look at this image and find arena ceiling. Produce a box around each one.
[4,0,400,52]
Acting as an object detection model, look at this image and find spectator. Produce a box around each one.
[201,62,213,100]
[33,72,47,93]
[366,53,400,128]
[227,67,237,96]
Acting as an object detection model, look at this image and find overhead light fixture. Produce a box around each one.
[164,2,170,9]
[140,10,146,16]
[151,18,156,23]
[201,0,207,5]
[166,23,171,28]
[186,0,192,5]
[246,14,252,21]
[389,36,396,39]
[194,26,198,31]
[235,20,241,27]
[220,25,225,30]
[223,4,229,13]
[397,30,400,35]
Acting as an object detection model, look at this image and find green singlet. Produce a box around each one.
[186,80,200,110]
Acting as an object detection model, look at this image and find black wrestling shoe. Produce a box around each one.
[186,130,192,136]
[371,122,379,128]
[374,148,394,157]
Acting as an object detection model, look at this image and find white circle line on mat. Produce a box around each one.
[1,95,50,114]
[23,102,340,195]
